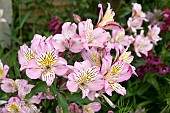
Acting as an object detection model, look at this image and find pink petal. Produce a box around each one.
[62,22,77,38]
[26,60,42,79]
[103,21,122,30]
[90,102,101,112]
[3,65,9,78]
[52,34,66,52]
[66,80,78,92]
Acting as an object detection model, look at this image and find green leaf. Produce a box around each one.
[49,78,57,96]
[146,75,160,91]
[16,11,31,31]
[138,100,153,107]
[57,92,68,113]
[66,92,91,105]
[25,81,48,99]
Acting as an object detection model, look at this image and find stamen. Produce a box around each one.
[8,103,20,112]
[36,51,57,68]
[24,48,34,61]
[0,67,3,78]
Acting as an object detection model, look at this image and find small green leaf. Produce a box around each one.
[25,81,48,99]
[57,92,68,113]
[146,75,160,91]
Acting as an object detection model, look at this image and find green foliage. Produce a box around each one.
[25,81,48,99]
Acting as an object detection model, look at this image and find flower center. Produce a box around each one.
[90,51,101,66]
[24,49,34,61]
[36,51,57,68]
[0,67,3,79]
[8,103,20,113]
[11,81,20,90]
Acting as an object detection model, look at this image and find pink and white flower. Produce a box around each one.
[147,25,162,44]
[18,34,45,71]
[79,19,109,50]
[132,3,146,18]
[127,17,144,33]
[111,29,134,51]
[1,78,27,93]
[0,60,9,80]
[53,22,84,53]
[26,35,68,86]
[96,3,122,30]
[66,60,104,100]
[1,97,25,113]
[134,34,153,57]
[82,102,101,113]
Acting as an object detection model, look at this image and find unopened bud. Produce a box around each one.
[73,14,82,23]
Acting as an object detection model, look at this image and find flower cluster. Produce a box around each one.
[146,7,170,32]
[126,3,162,57]
[0,2,165,112]
[137,50,169,79]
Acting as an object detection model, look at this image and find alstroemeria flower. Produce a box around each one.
[66,60,104,100]
[79,19,109,50]
[96,3,121,30]
[104,61,133,96]
[26,36,68,86]
[17,83,41,113]
[0,60,9,80]
[1,78,27,93]
[111,29,134,51]
[21,96,41,113]
[132,3,147,18]
[53,22,84,53]
[147,25,162,44]
[82,102,101,113]
[134,34,153,57]
[18,34,45,71]
[1,97,25,113]
[127,17,144,33]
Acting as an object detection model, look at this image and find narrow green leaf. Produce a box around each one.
[25,81,48,99]
[16,11,31,30]
[57,92,68,113]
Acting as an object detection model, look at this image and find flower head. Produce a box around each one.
[25,35,68,86]
[97,3,121,30]
[134,34,153,57]
[66,60,104,100]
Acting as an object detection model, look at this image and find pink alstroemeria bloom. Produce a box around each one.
[83,102,101,113]
[66,60,104,100]
[104,61,133,96]
[0,60,9,80]
[17,83,41,113]
[96,3,122,30]
[2,97,25,113]
[111,29,134,52]
[18,34,46,71]
[132,3,147,18]
[22,96,41,113]
[53,22,84,53]
[1,78,27,93]
[101,47,136,96]
[79,19,109,50]
[81,47,110,67]
[127,17,144,33]
[134,35,153,57]
[26,36,68,86]
[147,25,162,44]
